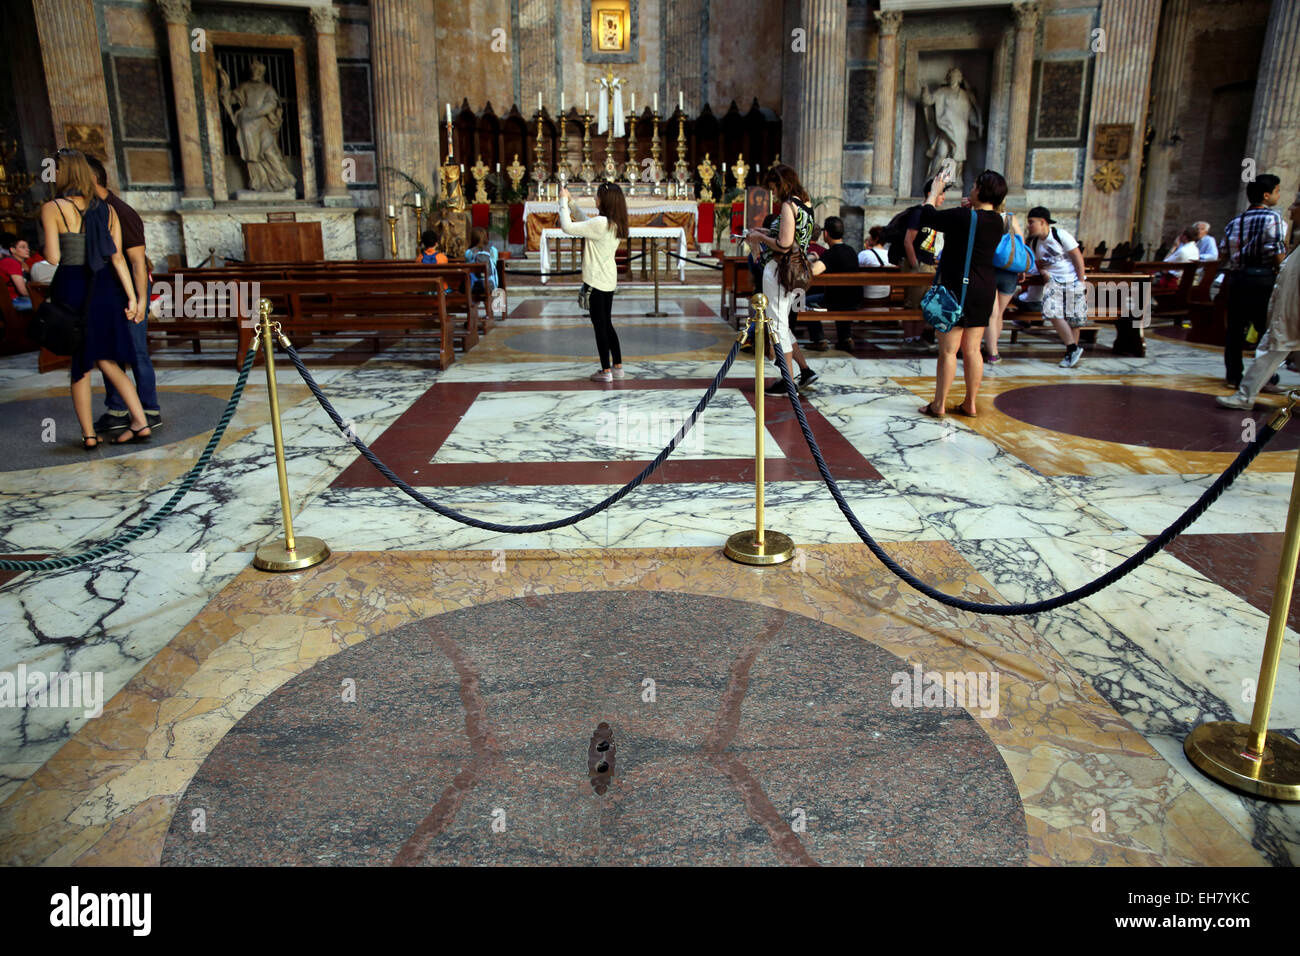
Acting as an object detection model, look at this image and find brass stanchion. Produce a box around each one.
[1184,393,1300,801]
[725,292,794,566]
[251,298,331,573]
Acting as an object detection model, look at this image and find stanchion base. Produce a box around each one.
[644,311,669,317]
[253,536,331,573]
[724,530,795,566]
[1184,721,1300,801]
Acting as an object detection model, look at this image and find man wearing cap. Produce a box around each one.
[1026,206,1088,368]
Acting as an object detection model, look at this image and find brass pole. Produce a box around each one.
[724,292,794,566]
[387,214,398,258]
[1184,395,1300,800]
[252,299,331,573]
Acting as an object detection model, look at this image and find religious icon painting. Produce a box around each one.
[596,8,626,51]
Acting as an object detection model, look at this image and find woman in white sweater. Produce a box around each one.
[560,183,630,381]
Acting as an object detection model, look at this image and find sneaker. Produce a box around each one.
[590,370,613,382]
[145,411,163,429]
[1012,319,1033,330]
[808,340,830,351]
[95,412,129,433]
[798,368,819,392]
[1059,345,1083,368]
[1216,394,1255,410]
[764,379,788,396]
[611,367,626,379]
[836,339,853,352]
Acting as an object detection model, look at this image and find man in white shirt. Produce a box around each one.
[1195,222,1219,261]
[1026,206,1088,368]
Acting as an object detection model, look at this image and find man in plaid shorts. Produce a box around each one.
[1026,207,1088,368]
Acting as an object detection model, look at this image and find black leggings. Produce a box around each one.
[588,287,621,369]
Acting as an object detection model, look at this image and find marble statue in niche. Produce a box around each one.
[218,58,297,194]
[919,68,983,186]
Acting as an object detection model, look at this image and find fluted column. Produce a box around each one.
[155,0,210,204]
[1077,0,1161,247]
[1004,1,1040,194]
[870,10,901,197]
[311,4,348,205]
[33,0,122,188]
[370,0,434,258]
[793,0,847,211]
[1243,0,1300,207]
[1137,0,1191,245]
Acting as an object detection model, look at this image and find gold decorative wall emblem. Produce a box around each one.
[1091,160,1125,193]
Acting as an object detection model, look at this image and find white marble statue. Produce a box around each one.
[218,58,297,193]
[919,68,983,187]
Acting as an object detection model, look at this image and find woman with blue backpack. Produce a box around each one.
[985,205,1030,364]
[916,168,1007,419]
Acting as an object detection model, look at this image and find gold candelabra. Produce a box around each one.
[533,109,549,191]
[732,153,749,192]
[697,153,716,202]
[673,110,689,182]
[625,110,639,184]
[506,153,526,197]
[386,212,398,258]
[604,111,618,182]
[648,111,663,185]
[557,110,570,185]
[580,112,596,184]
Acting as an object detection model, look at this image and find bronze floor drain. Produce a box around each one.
[588,722,616,794]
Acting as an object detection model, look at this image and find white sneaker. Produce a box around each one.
[1216,394,1255,410]
[590,370,613,382]
[611,366,626,379]
[1059,345,1082,368]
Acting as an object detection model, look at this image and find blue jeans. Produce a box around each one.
[104,304,159,415]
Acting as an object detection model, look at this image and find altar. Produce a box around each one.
[523,199,698,253]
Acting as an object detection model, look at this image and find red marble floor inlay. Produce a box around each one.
[0,555,48,589]
[332,378,880,488]
[1162,532,1300,632]
[993,384,1300,452]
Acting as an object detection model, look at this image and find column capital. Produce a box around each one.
[309,4,339,35]
[1011,1,1041,30]
[874,10,903,37]
[156,0,191,26]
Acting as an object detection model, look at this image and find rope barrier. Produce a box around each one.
[0,345,258,573]
[285,337,743,533]
[769,335,1282,616]
[663,250,726,271]
[500,251,644,278]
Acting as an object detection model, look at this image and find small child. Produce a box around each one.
[465,225,498,295]
[416,229,448,265]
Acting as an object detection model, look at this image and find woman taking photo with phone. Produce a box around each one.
[40,149,150,449]
[916,168,1006,419]
[745,163,818,395]
[560,182,629,381]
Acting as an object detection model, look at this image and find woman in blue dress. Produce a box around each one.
[40,150,149,449]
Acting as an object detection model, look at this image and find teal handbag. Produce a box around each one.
[921,210,977,333]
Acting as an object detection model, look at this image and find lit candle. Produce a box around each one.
[538,91,543,112]
[586,91,590,113]
[723,164,728,177]
[414,192,421,206]
[630,92,635,114]
[387,203,395,218]
[653,92,658,113]
[496,162,501,173]
[560,91,565,112]
[446,103,452,125]
[460,164,465,174]
[679,91,683,111]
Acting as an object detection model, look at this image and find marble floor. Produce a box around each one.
[1,288,1298,866]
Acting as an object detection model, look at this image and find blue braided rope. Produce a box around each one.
[0,345,258,574]
[770,335,1281,616]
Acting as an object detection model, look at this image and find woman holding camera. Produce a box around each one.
[561,182,630,381]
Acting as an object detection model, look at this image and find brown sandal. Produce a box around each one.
[948,405,977,418]
[919,402,943,418]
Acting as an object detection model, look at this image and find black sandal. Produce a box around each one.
[82,435,100,450]
[115,425,152,444]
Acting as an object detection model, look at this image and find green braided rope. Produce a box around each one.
[0,343,258,574]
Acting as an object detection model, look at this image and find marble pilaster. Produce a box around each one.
[1004,2,1041,195]
[156,0,211,206]
[310,4,350,207]
[870,10,901,198]
[1244,0,1300,207]
[1076,0,1161,249]
[32,0,121,188]
[370,0,435,259]
[793,0,848,210]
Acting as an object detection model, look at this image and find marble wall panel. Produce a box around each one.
[125,147,174,186]
[1043,14,1092,53]
[180,207,359,263]
[104,2,158,49]
[1030,147,1078,185]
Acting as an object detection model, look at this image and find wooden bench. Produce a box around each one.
[0,292,36,355]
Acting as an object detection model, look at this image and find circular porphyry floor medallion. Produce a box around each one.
[993,383,1300,452]
[162,591,1026,866]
